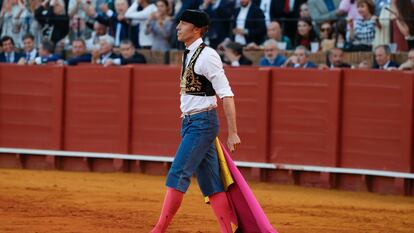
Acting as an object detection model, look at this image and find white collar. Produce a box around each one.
[186,38,203,52]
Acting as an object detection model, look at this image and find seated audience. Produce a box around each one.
[0,36,22,63]
[32,39,60,64]
[91,35,120,65]
[373,44,399,69]
[223,41,252,67]
[258,39,286,67]
[61,38,92,65]
[283,45,317,68]
[105,39,146,65]
[325,47,351,68]
[246,21,292,50]
[18,34,38,64]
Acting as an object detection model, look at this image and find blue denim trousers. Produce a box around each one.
[166,109,225,196]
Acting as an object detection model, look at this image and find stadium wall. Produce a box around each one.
[0,64,413,196]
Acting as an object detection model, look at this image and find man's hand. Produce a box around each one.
[227,133,241,152]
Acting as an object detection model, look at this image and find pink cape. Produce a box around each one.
[219,141,278,233]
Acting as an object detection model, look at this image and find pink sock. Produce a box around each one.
[209,192,236,233]
[150,188,184,233]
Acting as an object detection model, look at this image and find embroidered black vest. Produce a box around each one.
[180,43,216,96]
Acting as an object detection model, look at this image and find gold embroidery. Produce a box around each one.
[180,44,206,94]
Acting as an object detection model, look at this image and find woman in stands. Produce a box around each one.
[294,17,319,50]
[145,0,173,52]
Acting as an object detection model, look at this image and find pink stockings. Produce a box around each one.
[150,190,234,233]
[150,188,184,233]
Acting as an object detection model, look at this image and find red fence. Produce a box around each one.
[0,64,413,195]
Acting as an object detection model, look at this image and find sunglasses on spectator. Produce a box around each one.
[320,27,331,32]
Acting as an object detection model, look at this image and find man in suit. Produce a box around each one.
[91,35,120,65]
[0,36,22,63]
[373,44,399,70]
[263,0,307,43]
[105,39,146,65]
[283,45,317,68]
[326,47,351,68]
[18,34,38,64]
[32,39,61,64]
[200,0,235,49]
[232,0,266,46]
[64,38,92,66]
[308,0,345,26]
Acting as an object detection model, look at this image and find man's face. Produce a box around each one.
[120,43,135,59]
[2,39,14,53]
[99,41,112,54]
[115,1,128,15]
[267,22,281,40]
[72,41,86,57]
[264,44,278,60]
[239,0,250,7]
[39,44,49,57]
[294,49,307,66]
[375,47,390,67]
[23,38,34,52]
[94,23,107,36]
[176,21,198,43]
[330,49,344,67]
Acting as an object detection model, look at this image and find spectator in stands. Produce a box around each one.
[85,21,108,50]
[17,34,38,64]
[125,0,157,49]
[339,0,362,28]
[0,0,26,48]
[91,34,120,65]
[308,0,345,26]
[299,2,310,18]
[246,21,292,50]
[372,44,399,69]
[117,39,146,64]
[232,0,266,46]
[223,41,252,66]
[282,45,317,68]
[200,0,234,49]
[68,0,95,40]
[146,0,174,52]
[294,17,319,50]
[34,0,69,45]
[398,49,414,70]
[264,0,306,43]
[60,38,92,65]
[319,21,336,51]
[0,36,22,63]
[392,0,414,49]
[95,0,135,48]
[258,39,286,67]
[32,39,60,64]
[19,0,43,48]
[346,0,379,51]
[325,47,351,68]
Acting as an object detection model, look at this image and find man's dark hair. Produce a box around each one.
[225,42,243,56]
[0,36,15,46]
[120,39,135,48]
[41,39,55,54]
[22,33,35,41]
[375,44,391,55]
[72,38,86,47]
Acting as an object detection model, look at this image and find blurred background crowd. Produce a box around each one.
[0,0,413,69]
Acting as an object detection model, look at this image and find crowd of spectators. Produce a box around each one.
[0,0,412,70]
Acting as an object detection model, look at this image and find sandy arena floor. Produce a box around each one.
[0,169,413,233]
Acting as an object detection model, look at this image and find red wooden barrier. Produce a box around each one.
[0,65,64,149]
[64,66,131,154]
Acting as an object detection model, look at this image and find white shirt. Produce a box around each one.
[235,3,251,45]
[180,38,234,113]
[260,0,271,26]
[125,2,157,47]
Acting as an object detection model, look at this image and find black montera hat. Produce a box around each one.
[179,10,210,28]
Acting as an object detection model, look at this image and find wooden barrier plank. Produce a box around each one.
[341,70,413,173]
[270,68,342,167]
[64,66,131,153]
[0,64,64,149]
